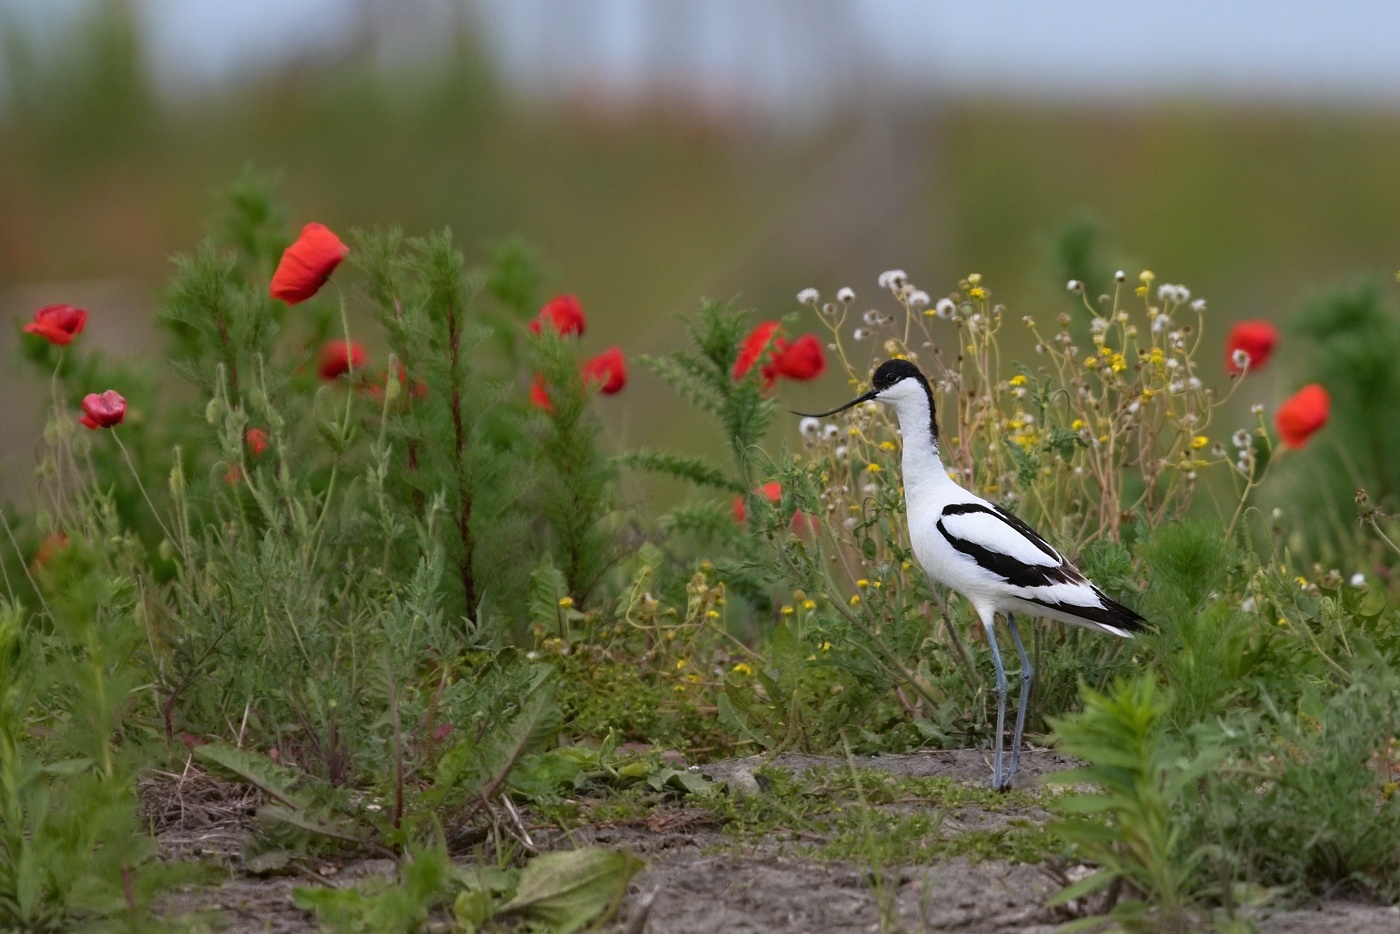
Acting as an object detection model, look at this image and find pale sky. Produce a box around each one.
[7,0,1400,111]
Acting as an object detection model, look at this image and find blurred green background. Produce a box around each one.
[3,0,1399,506]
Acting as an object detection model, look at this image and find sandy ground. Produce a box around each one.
[150,749,1400,933]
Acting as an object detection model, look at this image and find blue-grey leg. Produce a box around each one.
[982,616,1009,790]
[1006,613,1034,782]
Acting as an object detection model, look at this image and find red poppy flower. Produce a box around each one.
[270,223,349,305]
[22,304,87,346]
[765,334,826,382]
[1225,320,1279,374]
[31,531,69,570]
[732,481,783,523]
[529,373,553,412]
[734,322,781,382]
[529,295,586,338]
[582,347,627,394]
[318,339,366,381]
[1276,383,1330,449]
[245,428,269,457]
[79,390,127,430]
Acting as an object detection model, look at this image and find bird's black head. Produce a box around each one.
[793,357,937,445]
[870,358,926,392]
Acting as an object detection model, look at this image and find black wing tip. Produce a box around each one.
[1029,591,1151,637]
[1103,595,1151,635]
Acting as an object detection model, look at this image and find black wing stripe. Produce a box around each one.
[1027,590,1148,634]
[937,503,1082,589]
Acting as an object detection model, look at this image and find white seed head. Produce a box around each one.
[799,417,821,436]
[1232,349,1251,370]
[1190,298,1206,312]
[908,290,930,309]
[877,269,907,290]
[862,308,881,325]
[853,328,867,341]
[837,287,855,303]
[1114,270,1126,282]
[935,298,955,319]
[1232,429,1251,448]
[823,424,840,440]
[1067,279,1083,293]
[797,287,820,306]
[1251,403,1264,415]
[1351,572,1366,587]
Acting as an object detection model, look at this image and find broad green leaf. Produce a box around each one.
[194,742,310,809]
[498,847,643,933]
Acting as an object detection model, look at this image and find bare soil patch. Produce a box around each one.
[146,750,1400,933]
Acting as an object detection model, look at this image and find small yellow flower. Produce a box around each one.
[1071,419,1085,431]
[1008,374,1027,387]
[558,596,574,608]
[676,658,688,670]
[1295,576,1308,587]
[732,662,754,676]
[1141,388,1157,401]
[1110,354,1127,374]
[923,307,937,317]
[1084,356,1099,369]
[901,560,911,571]
[879,441,896,452]
[673,684,686,693]
[1191,435,1209,449]
[781,604,795,616]
[706,609,720,619]
[848,427,859,436]
[856,579,870,588]
[849,594,861,606]
[1135,285,1148,297]
[1139,269,1155,283]
[802,599,816,611]
[866,463,881,473]
[968,287,987,300]
[1098,434,1109,444]
[967,273,982,285]
[820,641,833,653]
[871,580,882,589]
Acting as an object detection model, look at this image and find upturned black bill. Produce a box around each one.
[792,388,879,419]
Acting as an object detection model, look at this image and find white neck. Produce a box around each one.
[883,386,955,507]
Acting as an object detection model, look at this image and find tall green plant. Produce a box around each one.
[1047,675,1221,931]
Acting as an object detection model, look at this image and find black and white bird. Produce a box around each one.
[799,358,1146,789]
